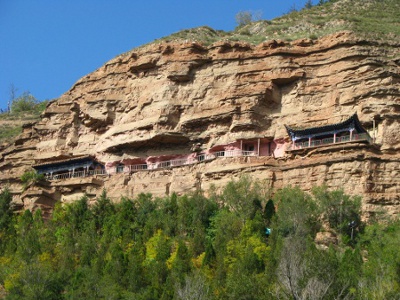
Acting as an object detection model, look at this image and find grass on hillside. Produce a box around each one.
[149,0,400,47]
[0,124,22,143]
[0,103,47,145]
[235,0,400,43]
[0,112,39,145]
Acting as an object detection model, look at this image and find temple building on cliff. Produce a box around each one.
[33,156,105,180]
[285,113,372,151]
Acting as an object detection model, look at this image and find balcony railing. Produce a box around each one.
[89,169,107,176]
[291,133,371,150]
[45,169,107,181]
[117,150,257,174]
[212,150,256,157]
[45,150,257,181]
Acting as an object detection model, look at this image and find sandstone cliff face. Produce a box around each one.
[0,31,399,216]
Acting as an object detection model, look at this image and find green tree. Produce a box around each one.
[0,188,15,254]
[107,197,139,245]
[144,229,172,297]
[11,92,39,114]
[54,195,92,233]
[170,239,192,292]
[77,220,98,268]
[20,170,44,191]
[13,257,62,300]
[207,210,243,259]
[313,186,362,241]
[134,193,158,240]
[15,210,42,263]
[220,176,265,222]
[272,186,320,238]
[177,192,217,255]
[335,247,363,296]
[92,189,115,232]
[104,240,126,282]
[161,193,179,236]
[263,199,275,226]
[358,220,400,298]
[64,265,102,300]
[125,240,146,293]
[222,216,271,299]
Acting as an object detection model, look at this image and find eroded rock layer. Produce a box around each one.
[1,31,399,216]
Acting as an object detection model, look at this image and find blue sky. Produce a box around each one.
[0,0,316,109]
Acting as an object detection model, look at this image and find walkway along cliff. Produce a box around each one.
[0,31,399,217]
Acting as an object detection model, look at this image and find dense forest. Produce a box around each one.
[0,177,399,299]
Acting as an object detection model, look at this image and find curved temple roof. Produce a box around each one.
[33,155,93,168]
[285,114,367,141]
[33,155,103,174]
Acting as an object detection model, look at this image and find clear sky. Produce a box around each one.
[0,0,316,109]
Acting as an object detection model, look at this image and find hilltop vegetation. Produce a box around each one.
[0,92,48,145]
[155,0,400,45]
[0,178,399,299]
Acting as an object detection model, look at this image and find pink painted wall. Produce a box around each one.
[210,142,241,153]
[259,142,270,156]
[273,139,289,158]
[210,139,274,156]
[224,141,241,151]
[105,161,118,174]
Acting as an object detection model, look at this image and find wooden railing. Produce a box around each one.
[46,169,107,181]
[212,150,256,157]
[89,169,108,176]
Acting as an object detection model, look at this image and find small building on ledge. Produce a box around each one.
[33,155,105,180]
[285,114,372,151]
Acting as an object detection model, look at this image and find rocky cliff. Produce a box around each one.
[1,31,399,217]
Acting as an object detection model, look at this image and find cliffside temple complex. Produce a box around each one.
[33,156,106,180]
[31,114,372,181]
[34,138,279,180]
[285,114,372,151]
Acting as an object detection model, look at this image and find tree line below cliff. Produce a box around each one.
[0,177,399,299]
